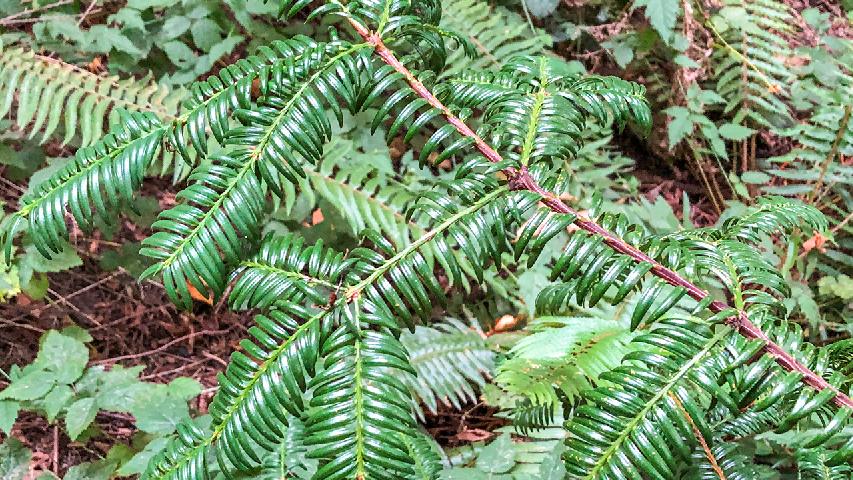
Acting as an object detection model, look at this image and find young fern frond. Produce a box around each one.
[0,45,181,146]
[797,449,853,479]
[496,316,634,406]
[563,317,737,479]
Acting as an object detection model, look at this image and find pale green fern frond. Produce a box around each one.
[439,0,551,76]
[711,0,795,127]
[0,46,181,146]
[400,318,495,417]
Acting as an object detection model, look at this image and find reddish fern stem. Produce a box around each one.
[348,18,853,409]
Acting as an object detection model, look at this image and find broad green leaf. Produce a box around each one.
[190,18,223,51]
[166,377,202,401]
[108,8,146,30]
[525,0,559,18]
[88,26,142,56]
[665,106,693,148]
[741,171,772,184]
[127,0,172,8]
[0,401,19,434]
[131,389,190,434]
[162,41,197,69]
[18,244,82,288]
[62,459,116,480]
[538,443,567,480]
[59,326,93,344]
[476,433,516,474]
[116,437,170,476]
[634,0,680,43]
[35,331,89,384]
[0,370,55,400]
[65,397,98,440]
[160,16,191,40]
[719,122,756,141]
[42,385,73,422]
[440,469,491,480]
[95,366,147,412]
[819,275,853,300]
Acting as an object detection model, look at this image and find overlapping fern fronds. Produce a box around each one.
[6,1,853,479]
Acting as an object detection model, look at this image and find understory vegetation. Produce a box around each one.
[0,0,851,479]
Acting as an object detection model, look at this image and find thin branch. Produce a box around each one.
[347,17,853,409]
[0,0,73,25]
[809,104,852,204]
[92,329,231,365]
[670,392,727,479]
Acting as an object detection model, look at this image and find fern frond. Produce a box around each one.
[564,317,736,479]
[305,326,418,480]
[140,41,372,308]
[683,442,757,480]
[229,233,354,311]
[304,140,422,249]
[400,318,494,416]
[496,316,634,406]
[172,36,332,161]
[142,422,209,480]
[402,431,445,480]
[711,0,795,127]
[145,306,332,479]
[438,0,551,76]
[797,449,853,479]
[2,110,166,259]
[0,46,180,146]
[440,57,651,167]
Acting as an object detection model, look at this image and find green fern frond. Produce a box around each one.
[402,432,445,480]
[2,110,166,259]
[230,233,354,311]
[142,422,209,480]
[711,0,795,127]
[721,196,828,243]
[145,307,332,479]
[140,155,266,309]
[440,57,651,167]
[683,442,757,480]
[304,140,422,249]
[797,449,853,479]
[0,46,181,146]
[438,0,551,76]
[140,41,372,308]
[496,316,634,406]
[305,326,418,480]
[174,36,334,161]
[564,317,736,479]
[400,318,494,416]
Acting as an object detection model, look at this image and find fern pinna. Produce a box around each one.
[2,0,852,478]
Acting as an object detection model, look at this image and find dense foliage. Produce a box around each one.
[1,0,852,479]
